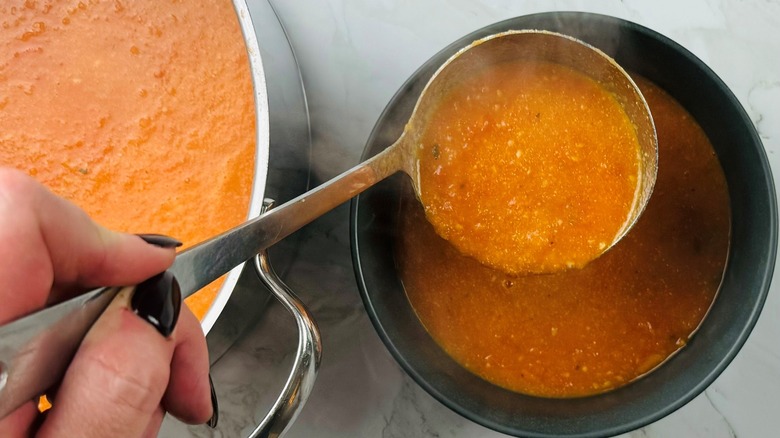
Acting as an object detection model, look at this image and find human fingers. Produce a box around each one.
[161,307,213,425]
[0,168,178,323]
[0,401,38,437]
[141,405,166,438]
[119,308,214,437]
[35,274,181,438]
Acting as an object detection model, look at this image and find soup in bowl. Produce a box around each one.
[351,12,776,437]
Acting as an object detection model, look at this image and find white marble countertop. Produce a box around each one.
[172,1,780,437]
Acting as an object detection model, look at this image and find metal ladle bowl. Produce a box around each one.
[400,30,658,262]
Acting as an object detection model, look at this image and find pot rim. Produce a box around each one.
[200,0,271,334]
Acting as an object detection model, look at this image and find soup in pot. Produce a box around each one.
[0,0,256,320]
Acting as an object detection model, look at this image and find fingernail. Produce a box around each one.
[207,374,219,429]
[136,234,183,249]
[131,271,181,337]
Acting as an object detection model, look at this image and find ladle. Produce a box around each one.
[0,30,656,419]
[173,29,656,293]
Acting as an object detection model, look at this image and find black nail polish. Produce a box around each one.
[136,234,183,249]
[131,271,181,337]
[207,374,219,429]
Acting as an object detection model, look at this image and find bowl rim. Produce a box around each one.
[350,11,777,437]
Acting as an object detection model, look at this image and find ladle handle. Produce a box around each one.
[0,285,124,419]
[171,142,405,298]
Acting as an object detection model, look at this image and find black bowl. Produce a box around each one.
[351,12,777,437]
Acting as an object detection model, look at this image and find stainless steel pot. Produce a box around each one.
[0,0,316,435]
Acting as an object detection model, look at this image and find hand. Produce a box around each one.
[0,168,214,437]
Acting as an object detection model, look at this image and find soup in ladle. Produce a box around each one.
[417,59,644,274]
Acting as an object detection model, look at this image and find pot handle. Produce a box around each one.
[244,199,322,438]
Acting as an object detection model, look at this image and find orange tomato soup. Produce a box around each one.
[417,60,642,274]
[399,76,730,397]
[0,0,256,320]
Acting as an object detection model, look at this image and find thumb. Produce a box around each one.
[36,283,178,437]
